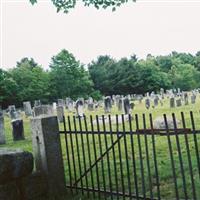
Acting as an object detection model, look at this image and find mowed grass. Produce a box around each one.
[1,96,200,199]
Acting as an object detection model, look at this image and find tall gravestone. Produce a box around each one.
[0,111,6,144]
[145,98,150,110]
[123,97,131,115]
[154,96,159,107]
[170,97,175,108]
[12,119,25,141]
[184,93,189,105]
[75,99,84,117]
[104,96,112,113]
[23,101,32,116]
[191,95,196,104]
[57,106,64,123]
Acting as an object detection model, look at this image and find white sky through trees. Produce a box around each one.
[1,0,200,69]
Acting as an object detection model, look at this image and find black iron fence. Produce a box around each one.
[59,112,200,199]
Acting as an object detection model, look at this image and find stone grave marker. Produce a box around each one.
[191,94,196,104]
[57,105,64,123]
[23,101,32,116]
[176,98,182,107]
[0,110,6,144]
[170,97,175,108]
[75,99,84,117]
[123,97,131,115]
[145,98,150,109]
[104,96,112,113]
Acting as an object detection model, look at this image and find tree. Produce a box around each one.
[10,58,49,105]
[49,49,93,100]
[30,0,136,13]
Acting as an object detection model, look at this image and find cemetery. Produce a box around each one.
[0,89,200,199]
[1,0,200,199]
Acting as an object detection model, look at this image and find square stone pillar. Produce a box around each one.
[31,116,66,198]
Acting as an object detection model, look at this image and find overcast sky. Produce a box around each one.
[1,0,200,69]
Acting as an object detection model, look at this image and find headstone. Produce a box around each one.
[8,105,18,120]
[184,93,189,105]
[154,96,159,107]
[68,100,74,112]
[75,99,84,117]
[191,95,196,104]
[170,97,175,108]
[88,103,94,111]
[160,88,164,99]
[34,100,41,107]
[176,98,182,107]
[130,102,135,110]
[53,102,57,110]
[11,119,25,141]
[118,98,123,112]
[153,116,180,129]
[23,101,32,116]
[104,96,112,113]
[57,106,64,123]
[145,98,150,109]
[123,97,131,115]
[58,99,64,107]
[33,105,54,117]
[0,111,6,144]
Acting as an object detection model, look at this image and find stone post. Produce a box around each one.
[31,116,66,198]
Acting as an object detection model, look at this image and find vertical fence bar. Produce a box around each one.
[102,115,113,200]
[67,116,77,191]
[121,114,131,198]
[172,113,188,199]
[135,114,146,199]
[73,116,84,194]
[90,115,100,198]
[116,115,125,199]
[149,114,160,200]
[78,116,89,197]
[108,114,119,199]
[83,115,95,198]
[142,114,153,199]
[96,115,106,199]
[181,112,196,200]
[163,114,179,199]
[190,111,200,180]
[63,116,73,193]
[128,114,139,199]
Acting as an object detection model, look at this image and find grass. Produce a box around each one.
[1,96,200,199]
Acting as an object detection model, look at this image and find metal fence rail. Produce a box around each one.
[59,112,200,200]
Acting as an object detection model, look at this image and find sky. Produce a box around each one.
[1,0,200,69]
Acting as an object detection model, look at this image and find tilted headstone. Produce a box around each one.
[104,96,112,113]
[57,105,64,123]
[0,111,6,144]
[75,99,84,117]
[170,97,175,108]
[23,101,32,116]
[34,100,41,107]
[123,97,131,115]
[176,98,182,107]
[33,105,54,117]
[11,119,25,141]
[145,98,150,110]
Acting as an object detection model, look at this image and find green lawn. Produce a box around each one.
[1,97,200,199]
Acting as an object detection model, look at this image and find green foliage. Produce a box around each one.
[49,49,93,100]
[29,0,136,13]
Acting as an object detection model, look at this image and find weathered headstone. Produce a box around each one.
[53,102,57,111]
[118,98,123,112]
[184,93,189,105]
[191,95,196,104]
[33,105,54,117]
[130,102,135,110]
[0,111,6,144]
[170,97,175,108]
[68,100,74,112]
[57,106,64,123]
[11,119,25,141]
[104,96,112,113]
[145,98,150,109]
[34,100,41,107]
[176,98,182,107]
[154,96,159,107]
[123,97,131,114]
[75,99,84,117]
[88,103,94,111]
[8,105,18,120]
[23,101,32,116]
[58,99,64,107]
[153,116,180,129]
